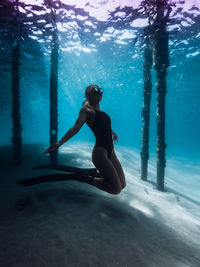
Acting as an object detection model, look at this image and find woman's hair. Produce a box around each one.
[82,84,100,106]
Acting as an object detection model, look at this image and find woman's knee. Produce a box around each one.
[121,180,126,189]
[111,185,122,195]
[120,175,126,189]
[112,178,123,194]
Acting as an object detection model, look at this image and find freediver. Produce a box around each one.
[17,85,126,195]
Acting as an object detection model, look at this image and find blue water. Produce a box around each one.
[0,0,200,163]
[0,3,200,266]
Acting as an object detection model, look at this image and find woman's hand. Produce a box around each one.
[43,142,60,154]
[112,132,118,143]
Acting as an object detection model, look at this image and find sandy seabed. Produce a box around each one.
[0,143,199,267]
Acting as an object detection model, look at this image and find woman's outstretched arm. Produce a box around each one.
[43,107,88,154]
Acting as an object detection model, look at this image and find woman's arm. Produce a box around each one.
[57,126,79,147]
[112,129,116,135]
[112,129,118,142]
[43,108,88,154]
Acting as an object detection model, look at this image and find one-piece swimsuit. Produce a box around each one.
[86,109,114,159]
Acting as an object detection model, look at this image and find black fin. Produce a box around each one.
[32,164,99,176]
[16,172,94,187]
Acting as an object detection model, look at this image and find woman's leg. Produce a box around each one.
[91,146,122,195]
[110,149,126,189]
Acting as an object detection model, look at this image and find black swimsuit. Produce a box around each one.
[86,109,114,159]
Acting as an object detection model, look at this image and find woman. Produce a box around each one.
[44,84,126,195]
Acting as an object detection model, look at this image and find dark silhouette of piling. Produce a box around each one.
[11,2,22,165]
[141,25,153,181]
[49,30,59,166]
[152,0,171,191]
